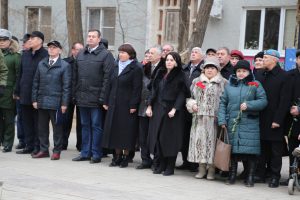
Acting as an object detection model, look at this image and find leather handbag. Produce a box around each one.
[214,128,231,171]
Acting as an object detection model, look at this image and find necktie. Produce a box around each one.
[49,59,54,66]
[189,65,195,77]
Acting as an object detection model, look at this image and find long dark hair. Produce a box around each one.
[165,51,182,68]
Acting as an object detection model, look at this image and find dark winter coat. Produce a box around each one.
[147,67,190,157]
[138,63,151,117]
[182,61,203,87]
[0,40,20,109]
[73,43,115,107]
[221,61,234,80]
[102,60,143,150]
[64,56,76,100]
[256,64,292,141]
[218,74,267,155]
[0,49,8,87]
[15,47,48,105]
[145,59,166,90]
[32,57,71,110]
[285,67,300,138]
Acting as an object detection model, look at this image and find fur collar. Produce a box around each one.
[199,72,223,84]
[2,40,19,54]
[156,66,182,82]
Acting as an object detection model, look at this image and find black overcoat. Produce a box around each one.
[147,67,190,157]
[285,68,300,138]
[256,64,292,141]
[15,47,48,105]
[102,61,143,150]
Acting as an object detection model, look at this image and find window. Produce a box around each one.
[241,7,296,55]
[155,0,198,47]
[244,10,261,50]
[88,8,116,47]
[164,10,179,43]
[26,7,52,42]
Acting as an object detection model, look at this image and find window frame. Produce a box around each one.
[239,6,295,57]
[164,9,180,43]
[25,6,52,43]
[87,7,116,49]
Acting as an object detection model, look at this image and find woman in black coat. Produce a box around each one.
[102,44,143,168]
[146,51,190,176]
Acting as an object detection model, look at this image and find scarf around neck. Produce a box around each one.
[118,59,133,75]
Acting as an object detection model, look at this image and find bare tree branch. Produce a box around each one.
[116,0,126,43]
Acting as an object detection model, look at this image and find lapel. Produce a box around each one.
[119,62,134,76]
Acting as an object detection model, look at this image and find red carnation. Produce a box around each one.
[196,81,206,89]
[248,81,259,88]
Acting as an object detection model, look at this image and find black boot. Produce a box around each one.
[163,157,176,176]
[153,157,166,174]
[245,160,256,187]
[120,155,129,168]
[226,159,238,185]
[109,154,123,167]
[238,160,248,180]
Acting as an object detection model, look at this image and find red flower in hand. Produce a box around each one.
[248,81,259,88]
[196,81,206,89]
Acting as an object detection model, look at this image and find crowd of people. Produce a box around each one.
[0,27,299,189]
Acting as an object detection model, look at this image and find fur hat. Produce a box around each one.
[254,51,264,60]
[201,57,221,71]
[234,60,251,72]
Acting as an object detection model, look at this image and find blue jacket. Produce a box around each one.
[218,74,267,155]
[32,57,71,110]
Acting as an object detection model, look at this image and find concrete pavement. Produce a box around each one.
[0,131,299,200]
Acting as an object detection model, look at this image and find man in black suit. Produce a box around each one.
[62,42,84,151]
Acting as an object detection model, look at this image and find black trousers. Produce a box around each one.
[21,104,39,151]
[62,103,82,149]
[181,112,192,163]
[38,109,63,153]
[138,116,152,165]
[257,140,283,180]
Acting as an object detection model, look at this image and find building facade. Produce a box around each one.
[147,0,297,59]
[4,0,298,60]
[7,0,148,59]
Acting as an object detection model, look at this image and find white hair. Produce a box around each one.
[191,47,203,54]
[150,45,163,55]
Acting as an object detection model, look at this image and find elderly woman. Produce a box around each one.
[102,43,143,168]
[146,51,189,176]
[218,60,267,187]
[186,57,227,180]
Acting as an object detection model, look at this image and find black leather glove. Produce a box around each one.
[0,85,5,97]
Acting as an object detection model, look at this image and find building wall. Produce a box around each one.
[7,0,148,60]
[201,0,297,56]
[8,0,67,53]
